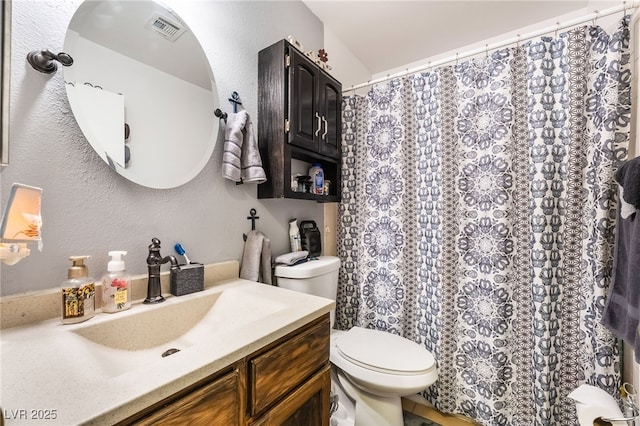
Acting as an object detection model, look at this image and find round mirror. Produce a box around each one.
[63,0,218,189]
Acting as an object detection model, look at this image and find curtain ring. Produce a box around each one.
[555,22,560,38]
[428,61,432,72]
[485,44,489,59]
[623,1,627,16]
[455,53,459,66]
[592,10,599,26]
[516,34,521,48]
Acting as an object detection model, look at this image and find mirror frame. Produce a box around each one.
[1,0,10,166]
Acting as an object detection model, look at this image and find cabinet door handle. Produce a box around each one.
[315,112,321,137]
[321,116,328,139]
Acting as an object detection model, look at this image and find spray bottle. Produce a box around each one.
[289,218,301,252]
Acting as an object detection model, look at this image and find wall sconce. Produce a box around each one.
[0,184,43,265]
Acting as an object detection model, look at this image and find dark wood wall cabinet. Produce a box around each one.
[258,39,342,202]
[119,314,331,426]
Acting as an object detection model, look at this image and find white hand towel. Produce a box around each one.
[222,111,267,184]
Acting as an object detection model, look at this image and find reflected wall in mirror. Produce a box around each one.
[63,0,218,189]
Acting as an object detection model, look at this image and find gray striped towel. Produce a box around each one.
[222,111,267,184]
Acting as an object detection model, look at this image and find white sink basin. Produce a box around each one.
[68,283,288,377]
[73,287,284,351]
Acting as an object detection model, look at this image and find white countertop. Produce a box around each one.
[0,279,334,425]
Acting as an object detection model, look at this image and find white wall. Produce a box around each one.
[322,26,372,89]
[373,1,620,79]
[1,0,329,296]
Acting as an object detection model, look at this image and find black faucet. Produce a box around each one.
[144,238,178,304]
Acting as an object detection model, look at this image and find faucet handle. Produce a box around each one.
[149,238,161,252]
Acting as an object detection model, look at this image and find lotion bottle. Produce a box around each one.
[61,256,96,324]
[101,251,131,313]
[308,164,324,195]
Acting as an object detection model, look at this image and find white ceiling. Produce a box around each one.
[304,1,618,75]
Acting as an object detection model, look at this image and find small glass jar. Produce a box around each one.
[323,180,331,196]
[291,174,301,192]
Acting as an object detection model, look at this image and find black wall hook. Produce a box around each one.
[243,208,259,241]
[215,91,243,122]
[27,49,73,74]
[214,108,227,122]
[229,91,242,113]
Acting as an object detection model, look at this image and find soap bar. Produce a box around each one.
[170,263,204,296]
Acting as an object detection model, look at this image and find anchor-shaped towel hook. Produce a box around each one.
[243,208,259,241]
[214,91,243,123]
[229,91,242,113]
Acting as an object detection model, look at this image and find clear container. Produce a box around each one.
[323,180,331,196]
[61,256,96,324]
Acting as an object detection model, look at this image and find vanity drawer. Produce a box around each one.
[249,314,330,416]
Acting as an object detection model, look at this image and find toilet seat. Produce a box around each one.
[330,327,438,397]
[335,327,435,376]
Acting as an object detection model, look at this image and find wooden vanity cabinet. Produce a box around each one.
[258,39,342,202]
[121,314,331,426]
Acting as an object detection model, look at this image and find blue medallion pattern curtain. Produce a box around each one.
[337,17,631,426]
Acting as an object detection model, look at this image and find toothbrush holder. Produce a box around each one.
[170,263,204,296]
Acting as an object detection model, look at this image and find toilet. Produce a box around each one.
[274,256,437,426]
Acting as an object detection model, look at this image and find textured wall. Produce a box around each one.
[1,0,326,296]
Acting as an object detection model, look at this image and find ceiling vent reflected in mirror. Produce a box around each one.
[145,12,185,42]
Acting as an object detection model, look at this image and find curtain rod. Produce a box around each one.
[343,1,637,94]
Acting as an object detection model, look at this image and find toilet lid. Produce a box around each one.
[335,327,435,375]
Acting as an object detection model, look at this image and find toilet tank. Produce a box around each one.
[274,256,340,301]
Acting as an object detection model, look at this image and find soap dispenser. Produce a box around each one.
[101,251,131,313]
[61,256,96,324]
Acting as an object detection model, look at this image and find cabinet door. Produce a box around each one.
[131,368,243,425]
[318,74,342,159]
[288,49,319,153]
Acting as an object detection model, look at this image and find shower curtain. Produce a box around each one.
[337,17,631,426]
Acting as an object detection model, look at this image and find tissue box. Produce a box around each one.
[170,263,204,296]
